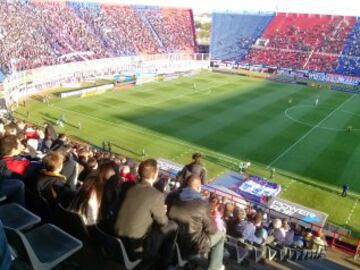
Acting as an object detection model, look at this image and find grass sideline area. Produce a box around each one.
[16,70,360,237]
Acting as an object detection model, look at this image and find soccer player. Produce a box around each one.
[315,96,319,106]
[341,184,349,197]
[347,126,352,132]
[270,167,276,179]
[56,114,65,127]
[193,83,197,91]
[78,121,82,130]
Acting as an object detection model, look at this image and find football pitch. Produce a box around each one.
[17,70,360,236]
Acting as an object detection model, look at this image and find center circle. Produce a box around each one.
[284,105,360,132]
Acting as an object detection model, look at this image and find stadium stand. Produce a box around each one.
[0,117,332,269]
[335,20,360,77]
[211,12,360,78]
[0,1,196,74]
[210,13,274,61]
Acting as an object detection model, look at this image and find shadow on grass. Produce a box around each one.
[111,142,142,157]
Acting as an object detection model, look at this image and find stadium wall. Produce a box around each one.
[4,53,209,107]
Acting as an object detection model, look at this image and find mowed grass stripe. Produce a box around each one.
[267,94,355,168]
[18,70,360,236]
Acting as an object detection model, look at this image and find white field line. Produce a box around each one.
[282,179,295,192]
[267,94,356,168]
[345,199,359,225]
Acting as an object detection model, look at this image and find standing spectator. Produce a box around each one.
[342,184,349,197]
[168,175,225,270]
[178,153,207,185]
[114,159,177,266]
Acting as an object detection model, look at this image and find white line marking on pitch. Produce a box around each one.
[267,94,356,168]
[345,199,358,225]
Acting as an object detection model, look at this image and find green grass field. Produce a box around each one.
[16,70,360,237]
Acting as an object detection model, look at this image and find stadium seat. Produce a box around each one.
[174,242,208,269]
[0,203,41,230]
[25,190,53,222]
[225,235,249,264]
[92,226,142,270]
[5,223,82,270]
[54,203,91,243]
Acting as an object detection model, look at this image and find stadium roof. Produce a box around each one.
[69,0,360,16]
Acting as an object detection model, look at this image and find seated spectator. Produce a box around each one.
[292,224,305,248]
[69,161,116,226]
[284,220,295,246]
[50,133,68,151]
[228,207,247,238]
[312,231,327,253]
[178,153,207,185]
[4,123,18,136]
[114,159,177,267]
[30,152,68,203]
[0,220,11,270]
[78,157,98,182]
[0,135,30,180]
[120,165,136,182]
[240,212,265,245]
[303,228,314,249]
[269,218,285,245]
[168,175,225,270]
[210,196,226,233]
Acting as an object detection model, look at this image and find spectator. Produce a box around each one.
[168,175,225,270]
[210,196,226,233]
[51,133,68,151]
[120,165,136,182]
[0,135,30,180]
[312,231,327,253]
[30,152,67,203]
[240,212,265,245]
[228,207,248,238]
[114,159,177,266]
[178,153,207,185]
[69,161,116,225]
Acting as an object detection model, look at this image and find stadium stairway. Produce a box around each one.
[210,13,274,61]
[136,7,167,51]
[335,20,360,77]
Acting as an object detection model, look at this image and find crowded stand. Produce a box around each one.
[210,12,360,78]
[210,13,273,61]
[0,1,196,74]
[0,117,329,269]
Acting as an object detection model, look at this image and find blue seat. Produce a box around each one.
[5,223,83,270]
[0,203,41,230]
[93,226,142,270]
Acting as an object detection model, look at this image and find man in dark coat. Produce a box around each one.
[114,159,177,265]
[178,153,207,185]
[168,176,225,270]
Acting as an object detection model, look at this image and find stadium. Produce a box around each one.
[0,0,359,269]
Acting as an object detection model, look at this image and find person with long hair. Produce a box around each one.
[69,161,116,226]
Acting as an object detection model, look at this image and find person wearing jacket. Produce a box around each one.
[168,175,225,270]
[178,153,207,185]
[30,152,68,203]
[114,159,177,265]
